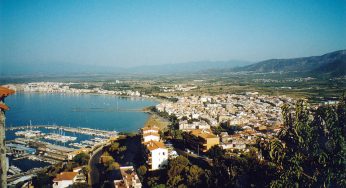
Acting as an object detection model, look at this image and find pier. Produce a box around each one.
[6,125,118,138]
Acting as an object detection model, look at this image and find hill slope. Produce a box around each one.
[236,50,346,76]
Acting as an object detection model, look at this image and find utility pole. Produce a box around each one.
[0,87,15,188]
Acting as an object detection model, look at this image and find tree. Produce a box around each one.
[167,156,205,187]
[148,176,160,187]
[32,172,51,188]
[101,152,115,167]
[65,161,78,171]
[172,130,183,140]
[261,97,346,187]
[207,158,231,188]
[73,152,90,165]
[186,165,205,187]
[207,145,225,160]
[153,184,166,188]
[118,146,127,153]
[107,162,120,171]
[109,142,120,152]
[81,166,90,182]
[167,156,189,187]
[137,165,147,177]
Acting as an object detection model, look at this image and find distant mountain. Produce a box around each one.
[235,50,346,76]
[2,50,345,77]
[127,60,252,74]
[0,60,251,76]
[0,62,125,76]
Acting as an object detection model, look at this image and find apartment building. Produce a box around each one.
[114,166,142,188]
[143,140,168,171]
[190,129,220,152]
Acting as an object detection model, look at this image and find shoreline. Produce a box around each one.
[12,90,160,102]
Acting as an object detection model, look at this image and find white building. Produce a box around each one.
[179,120,210,131]
[53,172,78,188]
[144,140,168,171]
[141,126,160,143]
[141,126,159,134]
[142,132,160,143]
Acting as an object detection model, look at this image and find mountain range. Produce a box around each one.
[1,50,345,77]
[233,50,346,76]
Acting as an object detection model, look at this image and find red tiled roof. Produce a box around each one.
[0,87,15,97]
[143,132,160,137]
[53,172,78,181]
[144,140,166,151]
[191,129,218,139]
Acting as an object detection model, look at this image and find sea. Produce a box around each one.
[4,92,158,171]
[5,92,157,131]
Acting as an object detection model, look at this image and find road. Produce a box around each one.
[89,144,107,188]
[175,148,213,167]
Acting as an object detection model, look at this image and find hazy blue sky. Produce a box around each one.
[1,0,345,68]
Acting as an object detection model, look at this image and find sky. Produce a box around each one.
[1,0,345,69]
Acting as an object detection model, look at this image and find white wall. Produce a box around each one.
[151,148,168,170]
[143,135,160,142]
[53,180,73,188]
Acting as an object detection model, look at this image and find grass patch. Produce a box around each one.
[144,114,169,130]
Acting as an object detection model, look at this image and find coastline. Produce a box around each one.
[12,90,159,102]
[5,91,159,134]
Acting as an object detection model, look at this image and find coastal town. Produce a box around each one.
[5,82,143,97]
[2,0,345,187]
[0,82,301,187]
[156,93,295,152]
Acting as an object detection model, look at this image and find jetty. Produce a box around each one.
[6,125,118,138]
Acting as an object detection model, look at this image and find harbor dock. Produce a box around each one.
[6,125,118,138]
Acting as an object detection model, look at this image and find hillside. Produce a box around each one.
[235,50,346,76]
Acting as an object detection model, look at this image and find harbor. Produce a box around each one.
[2,92,156,186]
[5,124,119,183]
[6,124,118,138]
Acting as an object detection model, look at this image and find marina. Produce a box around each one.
[7,125,118,138]
[5,124,119,180]
[2,92,156,185]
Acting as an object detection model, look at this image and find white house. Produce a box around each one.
[141,126,159,134]
[142,132,160,143]
[144,140,168,171]
[53,172,78,188]
[179,120,210,131]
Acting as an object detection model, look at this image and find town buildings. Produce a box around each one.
[52,172,79,188]
[8,82,142,97]
[190,129,220,152]
[143,140,168,170]
[142,132,160,143]
[156,93,294,153]
[53,168,87,188]
[114,166,142,188]
[67,148,90,161]
[141,126,168,171]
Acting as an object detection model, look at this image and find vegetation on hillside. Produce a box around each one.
[139,95,346,187]
[259,95,346,187]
